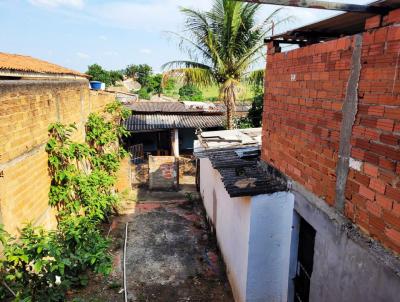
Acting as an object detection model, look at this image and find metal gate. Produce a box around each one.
[129,144,144,164]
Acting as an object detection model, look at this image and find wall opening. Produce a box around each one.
[294,217,316,302]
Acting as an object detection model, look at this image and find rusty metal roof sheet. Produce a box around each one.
[202,148,287,197]
[0,52,89,78]
[269,0,400,43]
[124,114,225,132]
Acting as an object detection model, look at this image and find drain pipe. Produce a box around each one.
[123,222,129,302]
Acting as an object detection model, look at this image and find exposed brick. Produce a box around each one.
[376,194,393,210]
[386,185,400,201]
[366,200,382,217]
[388,8,400,24]
[385,228,400,247]
[0,82,116,235]
[369,178,386,194]
[383,211,400,230]
[262,23,400,255]
[363,163,379,177]
[359,185,375,200]
[365,15,382,30]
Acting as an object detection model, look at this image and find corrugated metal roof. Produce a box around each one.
[125,101,250,114]
[203,148,287,197]
[126,101,224,114]
[124,114,225,131]
[0,52,89,78]
[269,0,400,42]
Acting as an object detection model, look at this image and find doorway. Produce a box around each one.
[294,217,316,302]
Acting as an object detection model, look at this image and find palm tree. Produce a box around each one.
[163,0,289,129]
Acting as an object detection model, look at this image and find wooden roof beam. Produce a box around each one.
[236,0,389,14]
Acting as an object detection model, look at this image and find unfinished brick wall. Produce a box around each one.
[262,36,353,206]
[262,11,400,254]
[0,80,117,234]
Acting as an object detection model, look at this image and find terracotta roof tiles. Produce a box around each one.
[0,52,88,78]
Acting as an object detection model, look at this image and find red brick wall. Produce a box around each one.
[262,36,353,206]
[262,14,400,254]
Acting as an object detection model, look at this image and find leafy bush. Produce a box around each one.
[0,101,129,301]
[179,84,203,101]
[138,87,151,100]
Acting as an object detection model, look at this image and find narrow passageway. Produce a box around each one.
[124,199,233,302]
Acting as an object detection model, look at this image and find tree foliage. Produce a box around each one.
[179,84,203,101]
[125,64,153,87]
[86,64,123,87]
[163,0,290,128]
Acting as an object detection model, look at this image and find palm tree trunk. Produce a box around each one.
[222,81,237,130]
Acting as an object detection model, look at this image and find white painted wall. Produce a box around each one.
[199,158,294,302]
[200,157,251,302]
[199,157,217,222]
[246,192,294,302]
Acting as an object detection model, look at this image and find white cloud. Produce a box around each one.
[139,48,152,55]
[99,35,107,41]
[76,52,90,59]
[29,0,84,9]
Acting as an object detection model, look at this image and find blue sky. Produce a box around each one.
[0,0,371,73]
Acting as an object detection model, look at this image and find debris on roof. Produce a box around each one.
[194,128,261,154]
[124,114,224,132]
[200,148,287,197]
[0,52,89,79]
[194,128,287,197]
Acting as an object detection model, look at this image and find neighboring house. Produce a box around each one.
[194,128,294,302]
[195,2,400,302]
[0,52,88,80]
[124,101,225,157]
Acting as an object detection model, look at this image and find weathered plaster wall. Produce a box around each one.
[293,183,400,302]
[246,192,294,302]
[199,157,251,302]
[0,80,117,234]
[199,158,295,302]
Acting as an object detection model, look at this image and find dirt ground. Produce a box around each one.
[69,194,233,302]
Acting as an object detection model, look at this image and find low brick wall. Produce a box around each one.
[148,156,178,190]
[0,80,118,234]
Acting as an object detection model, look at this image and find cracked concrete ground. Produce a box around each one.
[125,200,233,302]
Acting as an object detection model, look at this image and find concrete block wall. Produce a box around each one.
[0,80,117,235]
[148,155,178,190]
[262,10,400,255]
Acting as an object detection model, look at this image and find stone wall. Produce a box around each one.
[0,80,118,234]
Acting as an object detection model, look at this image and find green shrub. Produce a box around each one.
[138,87,151,100]
[179,84,203,101]
[0,101,129,301]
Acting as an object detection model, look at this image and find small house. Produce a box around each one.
[194,128,295,302]
[124,101,225,157]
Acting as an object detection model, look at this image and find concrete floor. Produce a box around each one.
[124,199,233,301]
